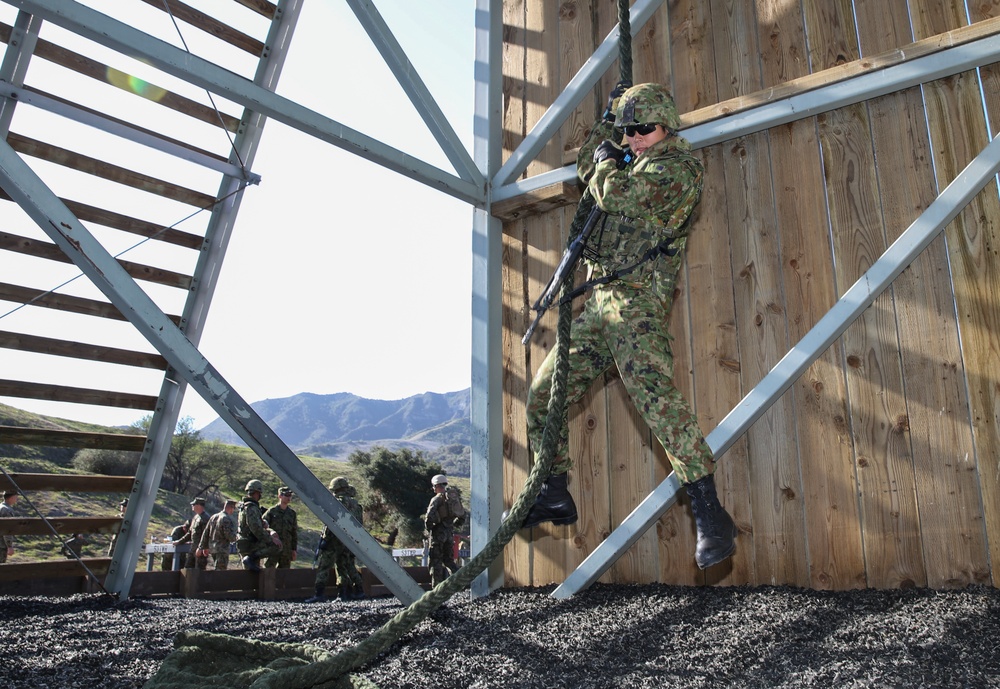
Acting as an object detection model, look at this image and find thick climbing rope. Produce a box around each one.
[144,4,635,688]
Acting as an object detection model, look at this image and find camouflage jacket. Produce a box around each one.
[320,491,362,551]
[577,119,704,297]
[262,504,298,551]
[188,511,209,552]
[237,497,269,545]
[199,511,237,553]
[0,502,14,548]
[424,493,456,542]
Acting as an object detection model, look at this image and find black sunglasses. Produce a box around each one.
[624,123,658,137]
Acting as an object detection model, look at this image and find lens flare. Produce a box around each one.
[106,67,167,102]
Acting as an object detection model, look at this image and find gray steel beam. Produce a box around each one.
[0,9,41,136]
[490,0,663,189]
[347,0,482,187]
[470,0,503,599]
[493,30,1000,204]
[0,83,260,182]
[7,0,484,207]
[0,138,425,605]
[553,131,1000,599]
[102,0,298,600]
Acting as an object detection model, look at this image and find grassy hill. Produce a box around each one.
[0,402,468,569]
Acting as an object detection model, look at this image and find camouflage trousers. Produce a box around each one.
[526,283,715,485]
[237,538,281,563]
[265,548,294,569]
[185,552,208,570]
[315,545,362,589]
[207,551,230,570]
[428,533,457,587]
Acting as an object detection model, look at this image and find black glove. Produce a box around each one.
[602,80,632,123]
[594,140,634,169]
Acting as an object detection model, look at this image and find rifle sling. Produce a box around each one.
[559,239,677,304]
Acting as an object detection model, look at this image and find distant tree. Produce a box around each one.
[350,446,442,546]
[72,447,141,476]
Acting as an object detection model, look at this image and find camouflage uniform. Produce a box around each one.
[315,486,364,596]
[0,498,16,563]
[198,509,237,570]
[162,522,189,571]
[424,491,461,587]
[237,495,280,564]
[262,502,298,568]
[186,509,210,570]
[525,88,715,486]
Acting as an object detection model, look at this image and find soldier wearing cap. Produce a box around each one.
[262,486,298,569]
[517,83,738,572]
[198,499,238,570]
[237,479,281,571]
[185,497,210,569]
[0,490,19,563]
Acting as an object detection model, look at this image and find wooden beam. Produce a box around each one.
[0,517,121,536]
[491,181,582,222]
[0,472,136,492]
[0,22,240,132]
[0,558,111,582]
[681,15,1000,129]
[0,232,193,289]
[0,380,158,410]
[8,133,216,210]
[0,282,182,325]
[233,0,277,20]
[0,331,168,370]
[140,0,265,56]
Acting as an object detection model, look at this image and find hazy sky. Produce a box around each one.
[0,1,475,429]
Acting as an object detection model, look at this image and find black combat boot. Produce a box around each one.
[241,554,261,572]
[685,474,738,569]
[351,580,365,600]
[519,472,578,529]
[304,585,325,603]
[338,583,353,601]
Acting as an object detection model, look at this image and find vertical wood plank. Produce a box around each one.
[907,0,994,587]
[523,0,574,587]
[501,0,533,586]
[665,0,732,586]
[966,0,1000,590]
[852,0,932,589]
[770,0,864,590]
[711,0,809,587]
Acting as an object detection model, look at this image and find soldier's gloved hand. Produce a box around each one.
[602,80,632,123]
[594,140,634,169]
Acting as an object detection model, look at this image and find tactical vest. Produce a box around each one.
[586,213,688,296]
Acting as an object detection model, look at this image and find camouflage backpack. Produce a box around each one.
[445,485,466,525]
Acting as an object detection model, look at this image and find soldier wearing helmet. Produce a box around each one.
[424,473,465,587]
[236,478,281,571]
[518,82,737,571]
[307,477,365,602]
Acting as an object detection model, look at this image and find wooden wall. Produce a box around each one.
[501,0,1000,590]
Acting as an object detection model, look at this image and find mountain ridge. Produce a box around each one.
[199,389,471,469]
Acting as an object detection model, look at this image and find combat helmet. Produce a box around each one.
[245,479,264,494]
[329,476,349,492]
[614,83,680,133]
[431,474,448,487]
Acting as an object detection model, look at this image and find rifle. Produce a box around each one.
[522,204,604,345]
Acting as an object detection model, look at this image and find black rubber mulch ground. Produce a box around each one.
[2,583,998,688]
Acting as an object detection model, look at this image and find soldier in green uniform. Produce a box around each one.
[0,490,18,563]
[186,497,210,569]
[424,474,464,587]
[236,479,281,571]
[518,83,738,570]
[163,519,189,571]
[306,477,364,602]
[262,486,298,568]
[198,499,237,570]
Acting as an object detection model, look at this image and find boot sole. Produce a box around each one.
[524,514,578,529]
